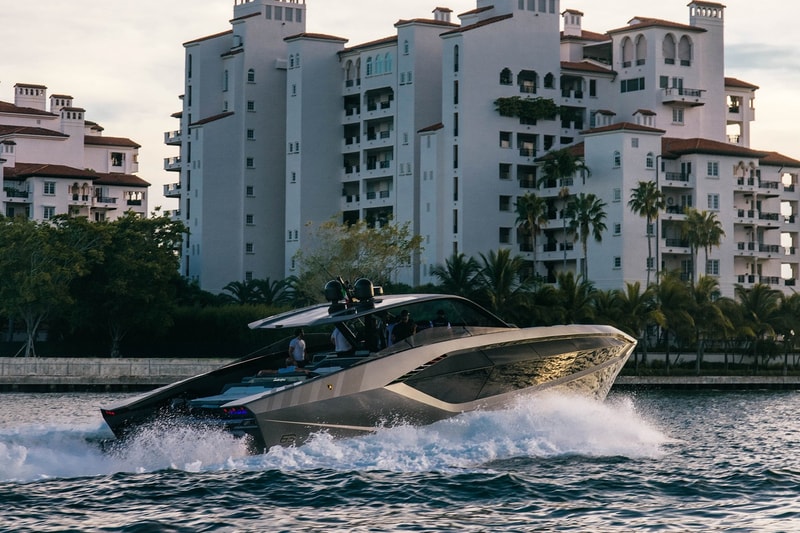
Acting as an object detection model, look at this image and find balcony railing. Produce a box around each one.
[665,238,689,247]
[4,188,30,199]
[164,130,182,145]
[164,157,182,171]
[163,183,181,197]
[664,172,690,182]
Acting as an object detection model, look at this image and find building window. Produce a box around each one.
[646,152,654,169]
[246,186,254,197]
[453,145,459,169]
[589,79,597,97]
[247,129,255,140]
[111,152,125,167]
[453,80,459,105]
[613,188,621,202]
[247,69,255,83]
[453,209,458,233]
[246,157,254,168]
[620,77,645,93]
[706,259,720,276]
[453,45,459,73]
[707,193,720,210]
[403,40,409,55]
[366,57,373,76]
[631,138,639,148]
[247,101,255,111]
[613,256,622,269]
[672,108,684,124]
[613,152,621,168]
[499,195,511,212]
[707,161,719,177]
[647,256,655,271]
[500,68,513,85]
[613,223,621,235]
[291,171,296,183]
[499,227,511,244]
[499,131,512,148]
[223,70,229,91]
[453,177,459,201]
[43,181,56,195]
[245,271,253,282]
[245,243,254,254]
[43,206,55,220]
[246,214,254,225]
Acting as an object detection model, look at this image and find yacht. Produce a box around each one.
[101,279,635,452]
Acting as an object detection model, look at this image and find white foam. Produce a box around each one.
[0,392,667,482]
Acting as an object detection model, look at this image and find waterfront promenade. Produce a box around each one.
[2,357,800,391]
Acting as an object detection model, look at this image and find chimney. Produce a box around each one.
[433,7,452,23]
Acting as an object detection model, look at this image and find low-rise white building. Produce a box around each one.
[1,83,149,222]
[167,0,799,296]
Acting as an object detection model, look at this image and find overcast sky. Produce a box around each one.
[4,0,799,209]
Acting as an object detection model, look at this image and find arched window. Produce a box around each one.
[646,152,655,169]
[345,60,354,82]
[621,37,633,67]
[499,68,513,85]
[385,53,392,73]
[289,55,295,68]
[544,73,555,89]
[453,45,459,73]
[613,151,621,167]
[375,54,383,74]
[247,69,255,83]
[635,35,647,65]
[366,57,373,76]
[663,34,676,64]
[403,40,409,55]
[678,36,692,66]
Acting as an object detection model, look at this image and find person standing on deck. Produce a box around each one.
[288,328,307,367]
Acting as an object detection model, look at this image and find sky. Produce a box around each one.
[3,0,799,210]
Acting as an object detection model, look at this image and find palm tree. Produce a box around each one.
[775,293,800,375]
[514,192,548,271]
[735,283,781,372]
[691,275,732,375]
[430,253,481,298]
[251,277,293,306]
[220,280,260,305]
[566,193,607,280]
[615,281,661,369]
[538,147,590,189]
[654,272,694,373]
[628,180,666,286]
[474,248,531,324]
[539,148,590,272]
[554,271,595,324]
[682,208,725,285]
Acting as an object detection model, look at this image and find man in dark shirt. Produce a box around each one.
[391,309,417,344]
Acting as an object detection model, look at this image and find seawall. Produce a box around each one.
[1,357,800,392]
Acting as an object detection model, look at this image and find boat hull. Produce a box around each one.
[228,324,635,451]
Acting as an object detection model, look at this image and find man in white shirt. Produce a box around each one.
[288,328,307,367]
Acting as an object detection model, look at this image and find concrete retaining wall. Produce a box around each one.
[0,357,236,386]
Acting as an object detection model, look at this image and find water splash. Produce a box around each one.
[0,392,667,483]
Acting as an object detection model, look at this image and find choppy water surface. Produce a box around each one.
[2,390,799,532]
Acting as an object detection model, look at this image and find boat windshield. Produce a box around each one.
[333,296,513,355]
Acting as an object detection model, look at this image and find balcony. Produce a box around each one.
[3,188,31,203]
[164,130,182,145]
[163,183,181,198]
[164,157,182,172]
[660,87,706,107]
[93,196,118,209]
[69,194,91,206]
[664,172,690,184]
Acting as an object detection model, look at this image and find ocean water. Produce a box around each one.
[1,389,799,532]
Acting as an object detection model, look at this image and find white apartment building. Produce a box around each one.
[1,83,149,222]
[169,0,799,297]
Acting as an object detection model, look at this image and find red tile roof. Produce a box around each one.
[725,77,759,90]
[184,30,233,46]
[582,122,666,135]
[418,123,444,133]
[608,17,706,35]
[341,35,398,53]
[285,33,348,43]
[759,151,800,168]
[4,163,150,187]
[560,30,608,42]
[661,137,767,159]
[84,136,141,149]
[561,61,614,74]
[94,172,150,187]
[441,14,514,36]
[0,124,67,138]
[4,162,98,180]
[0,100,58,118]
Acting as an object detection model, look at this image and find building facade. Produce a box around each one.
[168,0,799,296]
[1,83,149,222]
